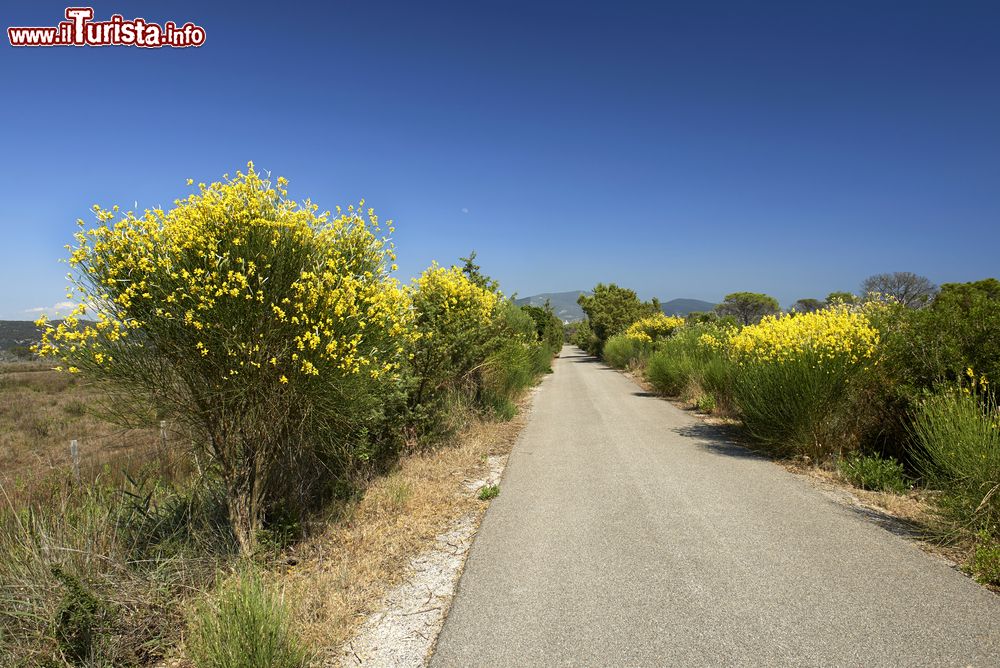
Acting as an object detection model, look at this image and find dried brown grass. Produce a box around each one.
[276,401,529,662]
[0,363,164,502]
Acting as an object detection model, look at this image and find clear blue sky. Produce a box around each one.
[2,0,999,318]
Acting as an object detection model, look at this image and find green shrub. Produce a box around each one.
[571,319,599,355]
[577,284,659,356]
[521,304,564,352]
[480,339,535,419]
[188,571,308,668]
[838,454,909,493]
[912,385,1000,535]
[51,566,109,665]
[733,354,864,459]
[646,350,695,396]
[970,531,1000,585]
[643,324,734,402]
[696,394,717,413]
[602,334,647,370]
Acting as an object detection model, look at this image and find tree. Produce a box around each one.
[577,284,659,355]
[825,291,858,305]
[714,292,780,325]
[521,302,565,352]
[935,278,1000,308]
[459,250,499,293]
[791,298,824,313]
[861,272,938,308]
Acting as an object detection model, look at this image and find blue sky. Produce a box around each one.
[2,0,998,318]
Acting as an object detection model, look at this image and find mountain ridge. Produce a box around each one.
[513,293,716,322]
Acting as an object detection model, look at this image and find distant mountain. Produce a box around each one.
[660,298,716,316]
[514,291,588,322]
[514,293,717,322]
[0,320,45,360]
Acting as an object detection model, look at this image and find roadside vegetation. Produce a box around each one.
[577,276,1000,586]
[0,164,560,666]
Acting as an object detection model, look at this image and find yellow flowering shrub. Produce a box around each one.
[34,164,412,552]
[407,264,501,409]
[624,314,685,343]
[723,305,882,459]
[726,305,879,366]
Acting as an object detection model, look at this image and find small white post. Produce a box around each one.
[69,439,80,484]
[159,420,168,453]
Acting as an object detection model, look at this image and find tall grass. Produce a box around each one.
[0,466,234,666]
[480,340,545,419]
[188,570,308,668]
[912,387,1000,535]
[644,326,735,410]
[602,335,647,370]
[732,353,863,459]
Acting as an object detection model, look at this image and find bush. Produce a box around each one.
[35,164,411,553]
[480,339,534,419]
[602,334,647,370]
[644,324,735,405]
[577,284,659,356]
[912,382,999,536]
[188,571,308,668]
[971,531,1000,585]
[646,349,696,396]
[571,320,599,355]
[521,304,564,352]
[51,566,109,665]
[727,306,879,459]
[695,394,716,413]
[838,454,909,493]
[623,314,685,343]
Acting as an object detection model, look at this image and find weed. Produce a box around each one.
[477,484,500,501]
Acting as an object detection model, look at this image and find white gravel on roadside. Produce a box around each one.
[337,455,507,667]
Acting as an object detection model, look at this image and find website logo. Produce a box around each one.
[8,7,206,48]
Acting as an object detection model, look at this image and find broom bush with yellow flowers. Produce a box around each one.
[603,314,686,370]
[34,163,413,553]
[724,305,880,459]
[406,264,548,432]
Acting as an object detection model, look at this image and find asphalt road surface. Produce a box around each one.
[431,346,1000,667]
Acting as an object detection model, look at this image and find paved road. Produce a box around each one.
[431,346,1000,667]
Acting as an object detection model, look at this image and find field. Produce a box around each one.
[0,363,162,498]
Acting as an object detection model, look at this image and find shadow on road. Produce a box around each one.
[670,422,765,461]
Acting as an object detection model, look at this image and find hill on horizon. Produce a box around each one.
[513,291,589,322]
[513,293,717,322]
[660,298,716,317]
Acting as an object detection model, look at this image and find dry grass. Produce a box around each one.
[275,399,530,663]
[0,362,163,501]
